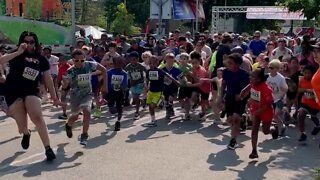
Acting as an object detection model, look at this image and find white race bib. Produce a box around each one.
[131,72,142,81]
[77,74,91,86]
[22,67,39,81]
[149,71,159,80]
[250,88,261,102]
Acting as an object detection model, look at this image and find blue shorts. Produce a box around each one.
[130,83,144,97]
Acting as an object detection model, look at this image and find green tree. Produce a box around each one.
[277,0,320,21]
[105,0,120,31]
[26,0,42,19]
[111,3,140,35]
[75,0,106,27]
[0,1,5,15]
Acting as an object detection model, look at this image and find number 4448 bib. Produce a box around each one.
[22,67,39,81]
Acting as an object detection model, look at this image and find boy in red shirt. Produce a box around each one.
[190,52,211,120]
[240,68,274,158]
[57,54,71,119]
[297,65,320,141]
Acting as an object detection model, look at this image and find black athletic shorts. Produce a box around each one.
[193,88,210,101]
[5,86,40,107]
[105,90,124,109]
[299,104,319,116]
[178,87,193,100]
[224,94,246,117]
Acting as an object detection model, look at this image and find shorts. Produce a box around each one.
[178,87,192,100]
[299,104,319,116]
[225,94,246,117]
[69,93,92,115]
[147,91,162,105]
[163,88,178,101]
[273,100,284,110]
[251,109,273,123]
[105,90,124,109]
[193,88,210,101]
[5,87,40,108]
[130,83,144,97]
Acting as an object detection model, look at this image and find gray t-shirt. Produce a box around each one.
[125,63,146,86]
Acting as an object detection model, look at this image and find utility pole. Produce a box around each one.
[195,0,199,33]
[71,0,76,46]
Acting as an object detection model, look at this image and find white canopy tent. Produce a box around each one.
[75,26,104,39]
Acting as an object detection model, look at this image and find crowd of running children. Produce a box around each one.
[0,29,320,161]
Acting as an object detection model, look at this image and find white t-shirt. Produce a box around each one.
[202,45,212,58]
[267,73,288,102]
[48,55,59,75]
[270,47,292,61]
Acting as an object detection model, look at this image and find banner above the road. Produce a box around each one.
[172,0,205,20]
[246,7,306,20]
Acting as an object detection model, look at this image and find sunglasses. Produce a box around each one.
[24,40,35,45]
[74,59,85,63]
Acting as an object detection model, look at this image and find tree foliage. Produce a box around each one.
[0,1,5,15]
[26,0,42,19]
[111,3,140,35]
[75,0,107,27]
[277,0,320,21]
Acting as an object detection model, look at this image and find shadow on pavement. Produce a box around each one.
[126,117,204,143]
[229,156,276,180]
[207,149,244,171]
[0,136,20,146]
[85,131,117,149]
[0,143,83,178]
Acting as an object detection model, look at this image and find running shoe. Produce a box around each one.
[65,124,73,138]
[183,114,191,121]
[298,133,307,142]
[227,138,238,150]
[249,150,259,159]
[134,112,140,120]
[79,133,89,146]
[311,127,320,135]
[58,114,68,120]
[21,130,31,150]
[280,126,286,137]
[271,125,279,139]
[147,121,157,127]
[93,108,102,118]
[115,121,120,131]
[220,111,226,119]
[45,147,56,161]
[198,113,206,121]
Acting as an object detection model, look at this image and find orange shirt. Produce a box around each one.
[192,66,211,93]
[303,76,319,109]
[311,68,320,107]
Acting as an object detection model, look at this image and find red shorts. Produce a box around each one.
[250,108,273,122]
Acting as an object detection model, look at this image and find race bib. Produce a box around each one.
[22,67,39,81]
[250,88,261,102]
[305,90,315,100]
[77,74,91,86]
[111,75,124,91]
[164,76,172,85]
[131,72,142,81]
[149,71,159,80]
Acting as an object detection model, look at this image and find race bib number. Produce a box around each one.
[305,90,315,99]
[250,88,261,102]
[149,71,159,80]
[22,67,39,81]
[164,76,172,85]
[131,72,142,81]
[111,75,124,91]
[77,74,91,86]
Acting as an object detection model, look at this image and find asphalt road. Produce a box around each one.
[0,103,319,180]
